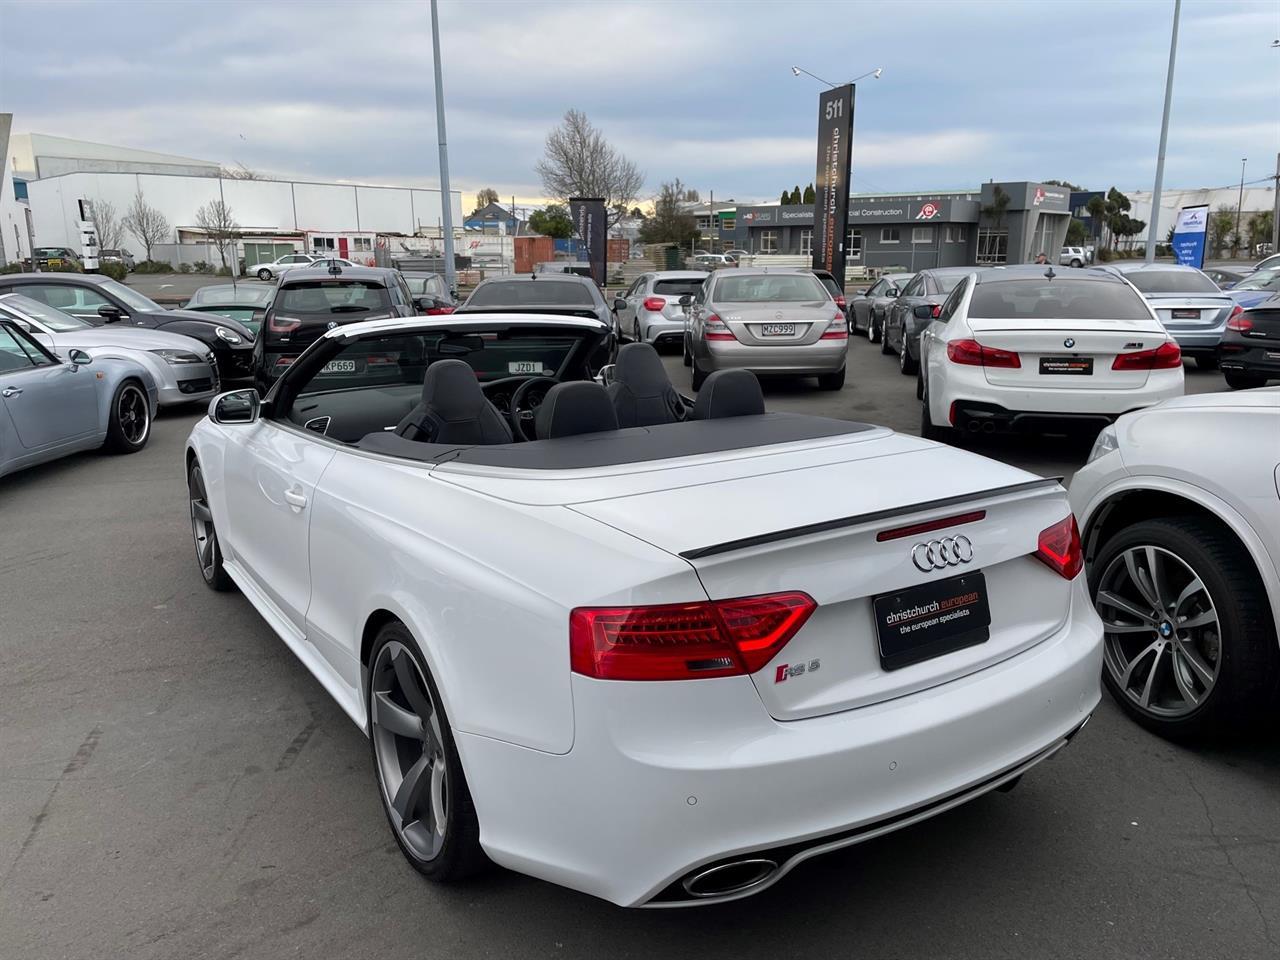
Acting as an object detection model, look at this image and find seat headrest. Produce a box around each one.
[691,369,766,420]
[536,381,619,440]
[613,342,671,394]
[420,359,486,414]
[607,341,685,427]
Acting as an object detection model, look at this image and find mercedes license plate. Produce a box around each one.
[761,323,795,336]
[1039,356,1093,375]
[873,572,991,671]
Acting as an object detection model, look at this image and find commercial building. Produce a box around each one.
[721,181,1072,270]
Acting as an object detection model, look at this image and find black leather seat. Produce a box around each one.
[691,369,766,420]
[395,359,513,444]
[605,342,687,428]
[535,382,619,439]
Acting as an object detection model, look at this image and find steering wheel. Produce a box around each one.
[509,376,558,441]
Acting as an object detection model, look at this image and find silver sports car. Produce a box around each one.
[0,293,216,407]
[0,317,157,479]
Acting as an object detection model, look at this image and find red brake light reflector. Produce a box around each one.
[642,296,667,312]
[570,592,816,681]
[1035,515,1083,580]
[1112,341,1181,370]
[876,510,987,542]
[1226,305,1251,333]
[946,339,1020,368]
[703,314,736,341]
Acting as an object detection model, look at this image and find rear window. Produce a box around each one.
[814,275,842,296]
[275,280,391,318]
[935,274,966,293]
[713,274,828,302]
[653,278,705,297]
[467,281,595,307]
[1124,270,1218,294]
[969,279,1153,320]
[405,275,448,298]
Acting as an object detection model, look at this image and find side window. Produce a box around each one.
[937,277,969,323]
[867,280,885,297]
[387,280,404,308]
[19,284,110,313]
[0,321,57,371]
[901,277,923,297]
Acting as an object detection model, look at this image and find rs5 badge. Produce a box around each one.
[775,659,821,683]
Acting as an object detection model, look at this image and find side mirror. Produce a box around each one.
[913,304,936,320]
[67,348,92,366]
[413,295,429,311]
[887,287,900,298]
[612,297,627,312]
[209,389,260,425]
[678,294,693,307]
[97,304,124,322]
[595,363,617,387]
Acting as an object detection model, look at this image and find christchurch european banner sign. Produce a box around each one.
[813,83,855,288]
[1171,204,1209,269]
[569,197,607,287]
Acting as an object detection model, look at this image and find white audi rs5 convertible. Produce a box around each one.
[186,313,1102,907]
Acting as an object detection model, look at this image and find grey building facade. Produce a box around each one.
[725,181,1071,271]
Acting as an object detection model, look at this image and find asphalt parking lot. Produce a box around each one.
[2,337,1276,960]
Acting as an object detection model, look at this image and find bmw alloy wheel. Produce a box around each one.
[1096,546,1221,718]
[370,640,450,862]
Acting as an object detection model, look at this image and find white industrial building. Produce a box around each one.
[1124,184,1276,249]
[2,131,463,269]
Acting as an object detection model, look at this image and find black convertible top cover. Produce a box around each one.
[356,413,875,470]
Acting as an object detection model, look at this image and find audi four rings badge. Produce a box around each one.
[912,536,975,572]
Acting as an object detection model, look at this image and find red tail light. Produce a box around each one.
[268,315,301,335]
[703,314,737,341]
[931,304,942,319]
[876,510,987,542]
[570,592,817,681]
[1226,305,1251,333]
[1035,515,1083,580]
[272,356,296,371]
[834,295,846,309]
[425,305,455,315]
[946,339,1021,368]
[642,296,666,312]
[1112,340,1181,370]
[820,313,848,339]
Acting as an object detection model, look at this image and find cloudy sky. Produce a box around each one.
[3,0,1277,207]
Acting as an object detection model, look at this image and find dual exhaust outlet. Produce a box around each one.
[965,418,998,434]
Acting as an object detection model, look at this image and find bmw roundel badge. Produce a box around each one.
[1063,338,1075,349]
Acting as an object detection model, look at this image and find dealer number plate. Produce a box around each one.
[1170,309,1200,320]
[873,571,991,671]
[1039,356,1093,375]
[761,323,795,336]
[319,359,357,375]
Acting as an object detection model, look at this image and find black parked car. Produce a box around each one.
[1219,293,1280,390]
[882,267,973,376]
[255,264,416,393]
[400,271,456,314]
[0,273,256,386]
[455,273,620,339]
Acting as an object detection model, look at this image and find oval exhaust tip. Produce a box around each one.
[681,858,778,898]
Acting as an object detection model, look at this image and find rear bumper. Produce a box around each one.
[1219,338,1280,376]
[1166,330,1225,353]
[457,583,1102,907]
[700,339,847,375]
[637,313,684,344]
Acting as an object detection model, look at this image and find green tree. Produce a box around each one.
[1065,218,1089,245]
[1209,205,1235,255]
[1247,210,1274,253]
[981,185,1011,228]
[780,190,790,205]
[789,185,802,205]
[638,178,700,247]
[1085,194,1107,243]
[802,183,816,204]
[528,204,574,239]
[630,206,646,219]
[1042,179,1084,191]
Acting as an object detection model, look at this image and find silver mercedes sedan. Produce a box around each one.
[684,268,849,390]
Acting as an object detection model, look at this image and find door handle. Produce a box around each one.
[1,386,22,398]
[283,489,308,510]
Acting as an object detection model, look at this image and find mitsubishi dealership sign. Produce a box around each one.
[812,83,855,287]
[1171,204,1209,268]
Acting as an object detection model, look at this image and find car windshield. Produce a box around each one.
[970,279,1153,320]
[95,278,163,312]
[1235,272,1280,291]
[653,278,704,297]
[274,280,392,317]
[1123,270,1218,294]
[0,293,93,331]
[405,275,448,298]
[714,274,828,302]
[466,281,595,307]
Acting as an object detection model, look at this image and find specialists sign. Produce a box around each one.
[568,197,607,286]
[812,82,855,287]
[1170,204,1209,269]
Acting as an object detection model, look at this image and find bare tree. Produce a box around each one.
[535,109,644,227]
[220,164,263,180]
[88,198,126,250]
[474,187,500,211]
[195,200,240,272]
[122,190,171,262]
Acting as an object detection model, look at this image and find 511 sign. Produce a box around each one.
[813,83,855,288]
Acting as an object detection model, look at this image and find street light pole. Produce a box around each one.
[1145,0,1180,263]
[1235,157,1247,256]
[429,0,457,295]
[790,65,882,88]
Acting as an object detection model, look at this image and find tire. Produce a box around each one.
[880,323,893,354]
[368,622,487,881]
[868,317,881,343]
[188,459,233,592]
[915,368,924,400]
[817,367,845,390]
[1223,370,1267,390]
[691,361,707,390]
[1071,259,1083,268]
[257,268,272,281]
[682,335,692,367]
[103,379,151,454]
[1089,517,1279,742]
[633,320,643,345]
[899,341,918,375]
[1194,354,1219,371]
[919,376,953,443]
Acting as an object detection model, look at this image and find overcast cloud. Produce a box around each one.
[3,0,1278,205]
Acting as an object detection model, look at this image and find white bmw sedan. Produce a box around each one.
[186,314,1101,906]
[919,266,1184,442]
[1069,388,1280,742]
